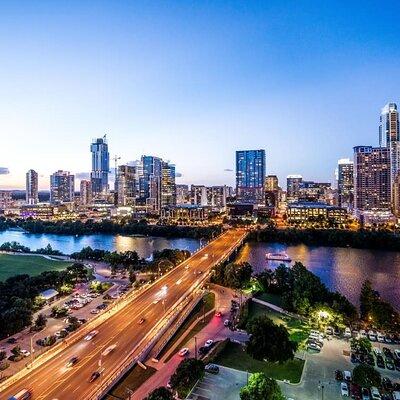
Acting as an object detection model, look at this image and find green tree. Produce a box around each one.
[144,387,174,400]
[170,358,204,398]
[66,263,88,283]
[34,313,47,330]
[360,280,375,320]
[240,372,284,400]
[224,262,253,289]
[11,346,21,357]
[350,338,372,354]
[246,316,297,363]
[352,364,381,388]
[0,350,6,361]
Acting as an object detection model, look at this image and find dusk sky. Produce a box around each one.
[1,1,400,190]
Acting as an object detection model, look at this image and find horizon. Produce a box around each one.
[1,1,400,190]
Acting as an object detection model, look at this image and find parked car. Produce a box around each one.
[368,330,377,342]
[205,364,219,374]
[366,354,375,366]
[373,347,382,356]
[178,348,189,357]
[385,358,395,370]
[341,382,349,396]
[377,333,385,343]
[383,347,393,359]
[205,339,214,348]
[362,387,371,400]
[344,327,352,338]
[7,337,17,344]
[307,342,321,352]
[335,370,343,380]
[350,383,362,400]
[359,330,367,339]
[382,377,393,391]
[351,353,358,363]
[370,386,381,400]
[376,355,385,368]
[394,349,400,359]
[394,358,400,371]
[343,370,352,382]
[326,326,334,335]
[20,349,30,357]
[198,346,208,356]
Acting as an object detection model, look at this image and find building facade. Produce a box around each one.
[286,175,303,202]
[90,136,109,198]
[161,162,176,207]
[236,149,266,203]
[337,159,354,210]
[287,201,348,225]
[50,170,75,204]
[176,184,190,205]
[26,169,39,205]
[353,146,391,212]
[80,179,92,206]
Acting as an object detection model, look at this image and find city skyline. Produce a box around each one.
[1,2,400,189]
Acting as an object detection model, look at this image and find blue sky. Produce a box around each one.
[1,1,400,189]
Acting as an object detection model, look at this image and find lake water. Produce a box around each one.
[0,230,201,259]
[237,242,400,309]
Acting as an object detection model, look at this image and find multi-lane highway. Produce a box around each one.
[1,228,247,400]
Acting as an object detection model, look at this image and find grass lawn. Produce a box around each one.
[0,254,72,281]
[248,301,310,347]
[255,292,284,308]
[214,341,304,383]
[106,364,157,399]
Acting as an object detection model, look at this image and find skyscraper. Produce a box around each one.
[141,155,163,212]
[80,180,92,206]
[236,149,266,203]
[337,159,354,209]
[353,146,391,211]
[116,165,141,206]
[161,162,176,207]
[26,169,39,205]
[286,175,303,202]
[379,103,399,147]
[90,136,109,198]
[50,170,75,204]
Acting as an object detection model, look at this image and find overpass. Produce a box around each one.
[0,228,248,400]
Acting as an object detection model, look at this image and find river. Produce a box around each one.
[237,241,400,309]
[0,230,201,259]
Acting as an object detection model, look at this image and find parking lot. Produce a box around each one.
[187,365,248,400]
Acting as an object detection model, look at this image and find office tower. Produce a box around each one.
[236,149,266,203]
[26,169,39,205]
[161,162,176,207]
[80,180,92,206]
[392,172,400,217]
[176,184,190,205]
[264,175,279,209]
[286,175,303,201]
[207,186,228,209]
[0,191,12,210]
[191,185,208,206]
[90,136,109,198]
[265,175,279,192]
[353,146,391,211]
[141,155,163,212]
[115,165,141,206]
[379,103,399,147]
[337,159,354,209]
[50,170,75,204]
[298,181,331,203]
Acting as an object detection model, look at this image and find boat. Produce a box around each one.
[265,252,292,262]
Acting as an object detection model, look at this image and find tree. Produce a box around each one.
[170,358,204,398]
[66,263,88,283]
[352,364,381,388]
[360,280,375,320]
[246,316,297,363]
[224,262,253,289]
[34,313,47,330]
[128,268,136,284]
[11,346,21,357]
[240,373,284,400]
[0,350,6,361]
[350,338,372,354]
[144,387,174,400]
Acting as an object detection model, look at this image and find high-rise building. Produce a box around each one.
[90,136,109,198]
[353,146,391,211]
[80,180,92,206]
[140,156,163,212]
[26,169,39,205]
[265,175,279,192]
[176,184,190,205]
[379,103,399,147]
[337,159,354,209]
[392,172,400,217]
[298,181,331,203]
[264,175,279,209]
[50,170,75,204]
[207,186,228,209]
[161,162,176,207]
[286,175,303,201]
[191,185,208,206]
[115,165,141,206]
[236,149,266,203]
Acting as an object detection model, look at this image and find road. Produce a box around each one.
[1,228,247,400]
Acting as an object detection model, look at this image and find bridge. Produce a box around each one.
[0,228,248,400]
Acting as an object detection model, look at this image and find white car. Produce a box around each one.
[341,382,349,396]
[205,340,214,348]
[343,370,351,381]
[307,342,321,351]
[102,344,117,356]
[370,386,381,400]
[373,347,382,355]
[344,327,351,338]
[178,348,189,357]
[377,333,385,343]
[90,309,100,314]
[394,349,400,359]
[20,349,30,357]
[359,330,367,339]
[84,330,99,341]
[368,330,377,341]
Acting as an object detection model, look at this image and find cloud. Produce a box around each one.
[175,172,183,178]
[75,172,90,180]
[0,167,9,175]
[224,168,233,172]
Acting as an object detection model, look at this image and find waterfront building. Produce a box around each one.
[50,170,75,204]
[207,186,228,210]
[265,175,279,192]
[298,181,331,203]
[287,201,348,225]
[26,169,39,205]
[286,175,303,202]
[161,204,208,222]
[115,165,140,206]
[79,180,92,206]
[337,159,354,210]
[90,136,109,198]
[353,146,391,212]
[141,155,163,212]
[191,185,208,206]
[236,149,266,204]
[176,184,190,205]
[0,191,12,210]
[161,162,176,207]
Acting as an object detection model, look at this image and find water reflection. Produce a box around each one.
[237,242,400,309]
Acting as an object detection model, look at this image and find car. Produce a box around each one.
[377,333,385,343]
[326,326,334,335]
[166,380,172,389]
[394,358,400,371]
[351,353,358,363]
[385,359,395,370]
[84,330,99,341]
[66,356,79,367]
[205,364,219,374]
[362,387,371,400]
[90,309,100,314]
[384,335,392,344]
[205,339,214,348]
[178,348,189,357]
[153,299,159,304]
[198,346,208,356]
[382,377,393,391]
[366,354,375,366]
[7,337,17,344]
[102,344,117,356]
[373,347,382,356]
[352,330,360,339]
[341,381,349,396]
[344,327,352,338]
[215,311,222,318]
[138,318,145,325]
[394,349,400,359]
[307,342,321,351]
[393,391,400,400]
[89,371,101,382]
[20,349,30,357]
[343,370,352,382]
[335,370,344,380]
[370,387,381,400]
[7,389,32,400]
[224,319,230,327]
[360,330,367,339]
[368,330,377,341]
[351,383,362,399]
[376,355,385,368]
[383,347,393,359]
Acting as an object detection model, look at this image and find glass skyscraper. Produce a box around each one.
[90,136,109,197]
[236,149,266,203]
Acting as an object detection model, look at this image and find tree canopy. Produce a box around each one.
[144,387,174,400]
[170,358,204,398]
[352,364,381,388]
[240,372,284,400]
